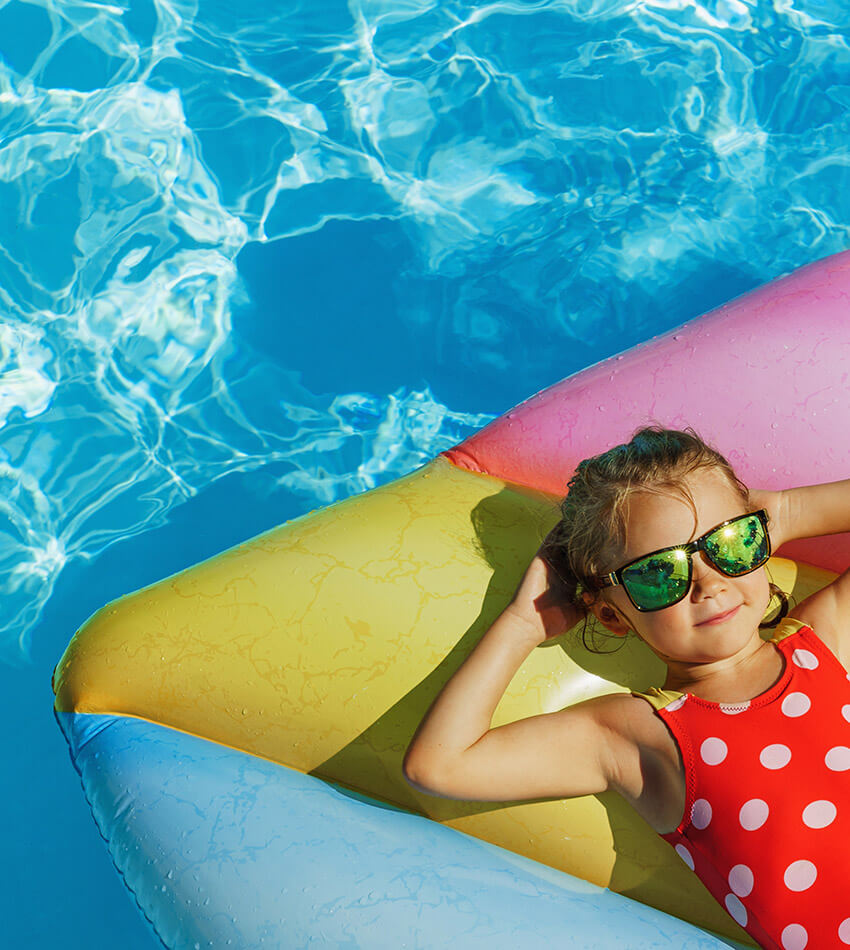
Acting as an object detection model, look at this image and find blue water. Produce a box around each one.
[2,0,849,946]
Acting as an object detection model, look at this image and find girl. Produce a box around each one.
[404,427,850,950]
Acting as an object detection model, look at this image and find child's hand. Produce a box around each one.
[506,553,582,645]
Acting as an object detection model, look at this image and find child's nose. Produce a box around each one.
[691,551,726,596]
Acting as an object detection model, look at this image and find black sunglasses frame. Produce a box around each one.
[598,509,772,612]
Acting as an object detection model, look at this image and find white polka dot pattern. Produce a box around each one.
[759,743,792,769]
[700,737,727,765]
[724,893,747,926]
[801,800,836,829]
[791,648,818,670]
[825,746,850,771]
[739,798,769,831]
[691,798,712,830]
[784,860,817,892]
[839,918,850,944]
[842,704,850,723]
[781,924,808,949]
[728,864,753,897]
[719,701,750,715]
[781,692,811,718]
[675,844,694,870]
[666,695,687,712]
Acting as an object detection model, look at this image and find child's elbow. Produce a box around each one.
[402,745,445,795]
[402,746,427,790]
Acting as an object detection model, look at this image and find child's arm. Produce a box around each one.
[752,479,850,661]
[403,555,622,803]
[751,479,850,548]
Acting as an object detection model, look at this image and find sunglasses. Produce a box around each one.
[598,509,771,612]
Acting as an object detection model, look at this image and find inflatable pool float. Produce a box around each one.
[53,250,850,949]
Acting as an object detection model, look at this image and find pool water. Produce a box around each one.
[2,1,849,946]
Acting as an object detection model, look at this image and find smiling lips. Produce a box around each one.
[697,605,742,626]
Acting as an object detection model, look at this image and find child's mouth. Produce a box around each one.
[697,605,741,626]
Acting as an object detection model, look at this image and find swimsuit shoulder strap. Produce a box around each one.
[768,616,809,645]
[630,686,686,711]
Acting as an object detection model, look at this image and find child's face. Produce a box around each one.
[593,467,772,666]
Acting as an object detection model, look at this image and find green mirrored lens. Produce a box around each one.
[621,549,690,610]
[704,514,768,575]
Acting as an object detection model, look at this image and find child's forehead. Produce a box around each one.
[620,468,746,555]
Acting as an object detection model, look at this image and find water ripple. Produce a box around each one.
[1,0,849,660]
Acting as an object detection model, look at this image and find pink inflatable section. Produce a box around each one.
[443,250,850,573]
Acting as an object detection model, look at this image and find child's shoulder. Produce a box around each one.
[589,690,681,756]
[789,568,850,671]
[781,609,849,672]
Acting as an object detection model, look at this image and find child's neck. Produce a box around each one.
[662,639,785,704]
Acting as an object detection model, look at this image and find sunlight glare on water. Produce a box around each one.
[1,0,849,661]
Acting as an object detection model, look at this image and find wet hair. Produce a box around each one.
[541,426,788,653]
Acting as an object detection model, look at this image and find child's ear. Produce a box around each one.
[582,592,631,637]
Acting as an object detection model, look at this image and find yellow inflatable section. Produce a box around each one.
[53,454,833,943]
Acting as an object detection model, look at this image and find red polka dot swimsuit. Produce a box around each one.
[632,618,850,950]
